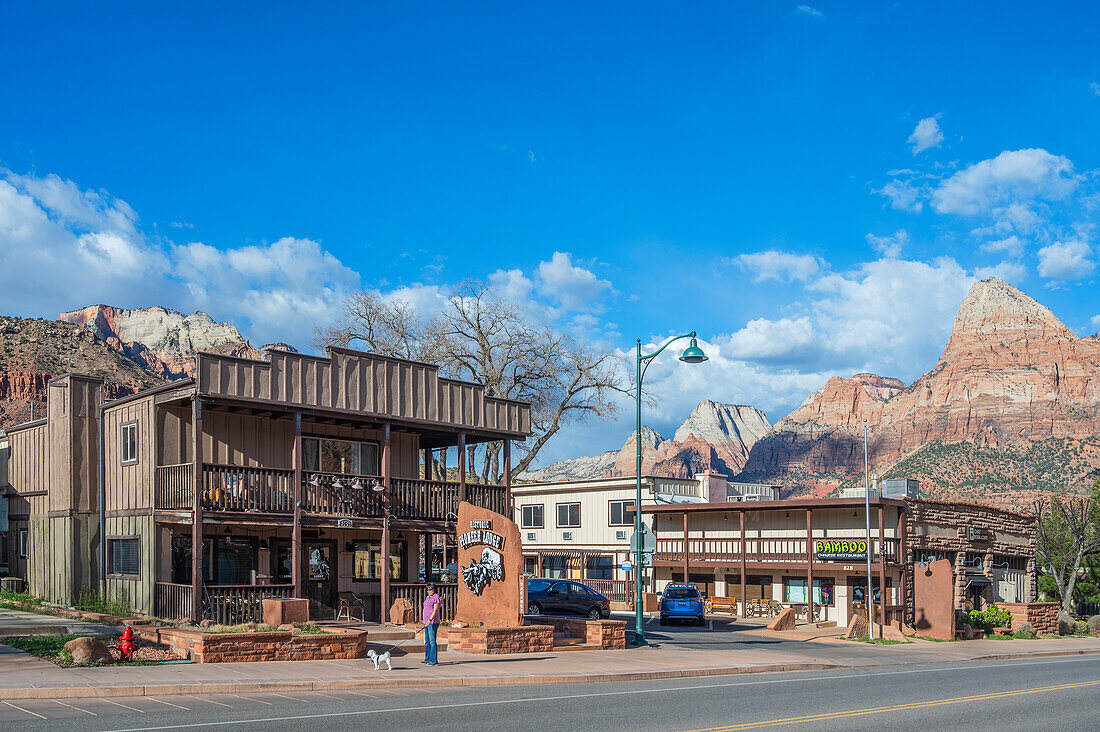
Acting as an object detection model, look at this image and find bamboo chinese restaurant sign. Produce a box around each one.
[815,539,868,562]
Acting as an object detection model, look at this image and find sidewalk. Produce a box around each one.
[2,629,1099,700]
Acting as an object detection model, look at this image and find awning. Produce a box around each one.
[965,574,992,588]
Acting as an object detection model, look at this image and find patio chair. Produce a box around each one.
[766,600,785,617]
[336,592,365,622]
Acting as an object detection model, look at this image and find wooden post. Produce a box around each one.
[381,423,392,623]
[457,431,466,504]
[806,508,814,625]
[292,412,303,600]
[190,397,203,622]
[878,505,887,628]
[898,506,908,626]
[739,509,747,617]
[422,447,430,480]
[682,512,689,583]
[503,440,512,515]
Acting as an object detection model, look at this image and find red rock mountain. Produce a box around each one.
[739,277,1100,499]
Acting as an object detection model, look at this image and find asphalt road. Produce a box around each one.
[2,655,1097,731]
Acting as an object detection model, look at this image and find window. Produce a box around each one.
[120,422,138,464]
[520,505,544,529]
[609,500,635,526]
[0,531,8,567]
[109,538,140,576]
[586,555,614,580]
[556,502,581,528]
[18,529,28,558]
[352,540,406,580]
[302,437,380,475]
[784,577,808,603]
[524,556,538,576]
[542,556,568,579]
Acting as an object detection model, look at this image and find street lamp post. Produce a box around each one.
[632,332,708,646]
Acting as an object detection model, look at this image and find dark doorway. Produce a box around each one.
[304,541,337,618]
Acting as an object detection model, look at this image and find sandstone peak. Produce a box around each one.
[948,277,1073,348]
[673,400,771,449]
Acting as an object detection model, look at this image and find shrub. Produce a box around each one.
[75,588,132,617]
[968,605,1013,632]
[1088,615,1100,635]
[1058,612,1076,635]
[1075,621,1089,636]
[1015,622,1036,638]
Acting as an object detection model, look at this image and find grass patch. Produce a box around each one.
[2,634,155,667]
[198,621,330,635]
[846,635,912,645]
[75,588,133,617]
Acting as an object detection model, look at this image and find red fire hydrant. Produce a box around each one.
[115,626,137,662]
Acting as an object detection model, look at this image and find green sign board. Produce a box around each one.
[815,539,868,562]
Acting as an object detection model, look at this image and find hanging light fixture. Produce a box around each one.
[333,479,344,490]
[352,479,363,490]
[309,475,320,486]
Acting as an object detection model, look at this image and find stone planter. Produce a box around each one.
[445,625,554,654]
[526,616,627,649]
[999,602,1059,635]
[136,627,364,663]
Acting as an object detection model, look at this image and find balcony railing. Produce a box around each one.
[390,582,457,622]
[155,464,509,521]
[154,582,193,620]
[655,537,901,565]
[203,584,294,625]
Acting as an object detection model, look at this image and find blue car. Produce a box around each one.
[659,584,706,625]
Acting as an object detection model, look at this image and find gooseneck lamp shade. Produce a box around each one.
[679,337,709,364]
[371,480,385,493]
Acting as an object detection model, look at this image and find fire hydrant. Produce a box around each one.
[115,626,137,662]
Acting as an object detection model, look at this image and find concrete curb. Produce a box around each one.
[1,647,1098,700]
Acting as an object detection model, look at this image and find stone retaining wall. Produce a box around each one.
[528,616,627,649]
[136,627,364,663]
[445,625,554,654]
[999,602,1059,635]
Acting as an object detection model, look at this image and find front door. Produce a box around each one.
[304,541,337,619]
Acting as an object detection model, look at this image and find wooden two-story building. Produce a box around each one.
[0,347,529,624]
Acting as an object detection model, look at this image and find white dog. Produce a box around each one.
[366,649,392,671]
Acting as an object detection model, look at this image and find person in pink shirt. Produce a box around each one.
[422,584,442,665]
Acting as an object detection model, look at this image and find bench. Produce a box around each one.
[706,597,738,616]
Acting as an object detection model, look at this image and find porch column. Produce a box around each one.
[898,507,909,625]
[878,505,887,628]
[739,510,747,617]
[422,447,430,480]
[292,412,303,599]
[457,431,467,504]
[682,512,689,582]
[190,397,203,622]
[503,439,512,515]
[806,508,814,625]
[381,422,392,623]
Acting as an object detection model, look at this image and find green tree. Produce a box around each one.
[1034,479,1100,613]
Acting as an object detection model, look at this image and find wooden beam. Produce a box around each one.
[898,506,908,626]
[740,510,747,617]
[807,508,814,625]
[381,422,392,624]
[682,512,690,582]
[878,505,887,629]
[457,431,466,504]
[190,397,203,622]
[503,440,512,515]
[292,411,303,600]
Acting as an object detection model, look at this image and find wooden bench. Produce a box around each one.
[706,597,738,616]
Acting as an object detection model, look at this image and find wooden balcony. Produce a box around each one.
[654,536,901,566]
[154,464,509,521]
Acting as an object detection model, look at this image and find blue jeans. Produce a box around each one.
[424,623,438,664]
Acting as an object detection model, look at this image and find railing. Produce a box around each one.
[201,464,294,513]
[390,582,457,622]
[203,584,294,625]
[389,478,457,520]
[154,582,193,620]
[466,482,509,515]
[585,578,631,605]
[655,537,903,564]
[303,471,386,516]
[155,464,194,509]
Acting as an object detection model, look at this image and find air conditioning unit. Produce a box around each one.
[526,532,537,541]
[615,530,628,540]
[562,531,574,541]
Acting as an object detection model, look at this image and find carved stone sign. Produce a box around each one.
[454,501,524,628]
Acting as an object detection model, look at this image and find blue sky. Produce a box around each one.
[1,2,1098,464]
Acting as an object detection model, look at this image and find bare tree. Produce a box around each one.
[1033,479,1100,613]
[317,280,629,483]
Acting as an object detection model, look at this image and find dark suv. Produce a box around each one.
[526,578,611,619]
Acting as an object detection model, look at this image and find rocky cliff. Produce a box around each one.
[0,315,167,427]
[740,277,1100,498]
[58,305,268,379]
[520,401,772,482]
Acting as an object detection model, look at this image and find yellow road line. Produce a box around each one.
[681,679,1100,731]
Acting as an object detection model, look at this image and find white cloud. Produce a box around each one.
[876,178,924,212]
[980,235,1025,257]
[974,261,1027,283]
[1090,314,1100,334]
[908,115,944,155]
[932,148,1079,215]
[535,251,613,312]
[1037,239,1096,280]
[734,250,823,282]
[1092,82,1100,97]
[865,230,908,258]
[795,5,823,17]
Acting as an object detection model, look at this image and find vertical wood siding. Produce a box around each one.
[105,514,155,615]
[104,395,156,511]
[197,349,530,437]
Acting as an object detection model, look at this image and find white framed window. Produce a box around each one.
[609,499,636,526]
[19,528,29,558]
[302,437,380,475]
[520,504,544,529]
[108,537,141,577]
[120,422,139,464]
[556,502,581,528]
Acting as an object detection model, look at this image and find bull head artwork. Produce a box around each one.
[461,547,504,595]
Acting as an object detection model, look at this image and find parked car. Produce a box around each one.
[526,578,611,619]
[659,584,706,625]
